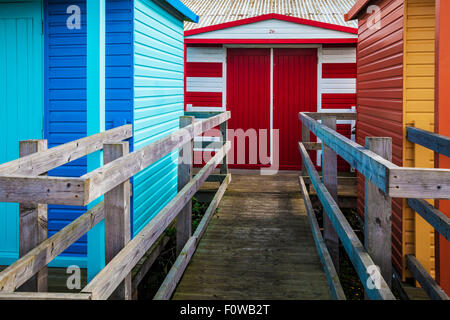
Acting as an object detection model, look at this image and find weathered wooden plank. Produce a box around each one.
[0,292,92,300]
[406,255,449,300]
[0,202,104,292]
[407,198,450,241]
[304,112,357,121]
[82,142,231,300]
[193,174,231,240]
[154,236,197,300]
[322,116,340,272]
[0,175,86,205]
[407,126,450,158]
[389,167,450,199]
[301,124,311,179]
[0,125,132,176]
[298,176,346,300]
[104,142,131,300]
[298,142,395,300]
[177,117,194,256]
[82,112,230,205]
[365,137,392,293]
[18,140,48,292]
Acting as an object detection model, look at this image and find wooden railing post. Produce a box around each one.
[322,116,340,272]
[365,137,392,291]
[301,124,310,177]
[177,116,194,255]
[220,120,228,174]
[104,141,131,300]
[18,139,48,292]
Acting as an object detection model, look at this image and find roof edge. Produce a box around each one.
[345,0,372,21]
[165,0,199,23]
[185,13,358,37]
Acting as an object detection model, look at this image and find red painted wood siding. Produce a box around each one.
[185,92,222,107]
[227,48,271,168]
[322,93,357,109]
[274,48,318,170]
[322,63,357,78]
[355,0,404,275]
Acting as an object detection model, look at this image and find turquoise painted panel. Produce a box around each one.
[0,2,43,264]
[133,0,185,235]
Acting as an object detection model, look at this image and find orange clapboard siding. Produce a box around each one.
[403,0,436,282]
[436,0,450,295]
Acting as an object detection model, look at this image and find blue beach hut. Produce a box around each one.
[0,0,198,278]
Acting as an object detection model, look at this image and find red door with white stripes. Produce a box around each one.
[227,48,271,169]
[273,48,318,170]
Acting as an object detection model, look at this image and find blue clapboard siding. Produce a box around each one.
[132,0,185,234]
[44,0,133,266]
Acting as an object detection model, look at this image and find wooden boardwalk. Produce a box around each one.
[173,173,332,300]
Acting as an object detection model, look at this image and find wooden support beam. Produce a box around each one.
[407,198,450,241]
[220,121,228,174]
[407,126,450,158]
[104,142,131,300]
[303,142,322,151]
[18,140,48,292]
[0,202,104,292]
[0,292,92,300]
[406,255,449,300]
[177,117,194,255]
[153,236,197,300]
[82,142,231,300]
[298,142,395,300]
[0,125,131,176]
[365,137,392,294]
[322,116,339,272]
[0,175,86,205]
[298,176,346,300]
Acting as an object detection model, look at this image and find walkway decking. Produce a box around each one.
[173,173,332,300]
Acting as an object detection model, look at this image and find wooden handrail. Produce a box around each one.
[0,202,104,292]
[407,126,450,158]
[298,176,346,300]
[406,255,449,300]
[299,112,450,199]
[0,112,230,206]
[82,141,231,299]
[0,125,132,176]
[299,142,395,300]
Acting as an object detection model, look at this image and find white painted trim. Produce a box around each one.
[270,47,274,164]
[222,46,227,109]
[187,106,226,112]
